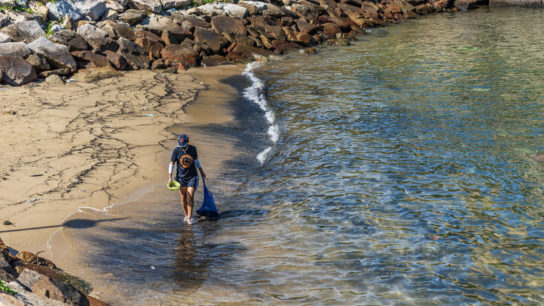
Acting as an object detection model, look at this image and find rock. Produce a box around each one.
[137,14,177,35]
[26,53,51,71]
[226,43,272,62]
[50,29,90,51]
[17,269,87,305]
[161,0,190,10]
[62,15,77,31]
[194,27,227,54]
[0,41,30,57]
[134,30,164,59]
[272,40,301,54]
[296,20,319,34]
[150,58,165,69]
[322,22,341,37]
[414,2,433,14]
[129,0,161,13]
[71,50,111,68]
[0,252,17,282]
[46,0,82,21]
[291,2,320,22]
[223,3,248,19]
[0,238,8,256]
[242,0,268,11]
[40,68,71,77]
[171,14,210,32]
[237,2,260,15]
[262,3,286,17]
[0,20,46,43]
[198,3,227,16]
[100,21,135,40]
[318,15,350,30]
[282,26,297,41]
[0,0,15,8]
[0,33,11,43]
[295,32,314,45]
[72,0,107,21]
[105,0,125,12]
[77,23,118,52]
[118,9,146,25]
[161,24,191,45]
[45,74,65,84]
[0,14,9,28]
[117,37,149,69]
[211,15,247,38]
[27,37,77,72]
[73,66,122,82]
[103,50,127,70]
[201,54,231,66]
[0,293,23,306]
[0,56,37,86]
[262,24,287,40]
[160,44,200,69]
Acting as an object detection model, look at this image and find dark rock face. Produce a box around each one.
[0,57,37,86]
[211,16,247,38]
[50,30,91,51]
[134,30,164,59]
[26,54,51,72]
[160,44,200,69]
[71,51,111,68]
[17,269,89,305]
[117,37,150,69]
[226,43,272,62]
[103,50,128,70]
[172,14,211,32]
[194,27,228,54]
[161,24,192,45]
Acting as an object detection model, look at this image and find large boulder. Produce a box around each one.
[262,3,287,17]
[223,3,248,18]
[226,43,272,62]
[296,20,320,35]
[117,37,150,69]
[72,50,111,68]
[49,30,90,51]
[0,42,31,57]
[103,50,128,70]
[175,14,210,32]
[210,15,247,38]
[322,22,341,37]
[134,30,164,59]
[194,27,228,54]
[27,37,77,71]
[118,9,146,25]
[198,3,227,15]
[100,21,135,40]
[0,33,11,43]
[0,252,17,282]
[0,56,38,86]
[137,14,177,35]
[161,24,191,45]
[26,53,51,71]
[72,0,108,21]
[0,20,46,43]
[129,0,161,13]
[77,23,118,52]
[17,269,87,305]
[161,0,190,9]
[46,0,82,21]
[160,44,200,68]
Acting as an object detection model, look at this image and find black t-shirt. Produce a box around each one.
[171,145,198,180]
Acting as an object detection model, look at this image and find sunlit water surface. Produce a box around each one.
[68,8,544,305]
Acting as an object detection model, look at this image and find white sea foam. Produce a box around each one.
[242,62,280,164]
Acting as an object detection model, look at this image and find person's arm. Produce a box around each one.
[168,162,175,182]
[195,159,206,180]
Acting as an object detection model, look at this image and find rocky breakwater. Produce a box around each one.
[0,0,481,86]
[0,237,107,305]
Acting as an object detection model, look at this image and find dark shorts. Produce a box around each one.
[178,176,198,189]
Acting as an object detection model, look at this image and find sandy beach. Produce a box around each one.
[0,64,243,263]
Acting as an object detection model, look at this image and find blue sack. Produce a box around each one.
[197,179,219,219]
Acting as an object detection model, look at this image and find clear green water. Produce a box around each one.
[67,8,544,305]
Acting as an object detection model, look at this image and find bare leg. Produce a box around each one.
[179,187,188,218]
[186,187,196,221]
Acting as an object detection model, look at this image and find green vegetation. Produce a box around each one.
[0,280,18,296]
[46,18,63,37]
[0,4,33,14]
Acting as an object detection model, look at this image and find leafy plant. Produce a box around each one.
[0,280,17,296]
[0,4,33,13]
[45,18,63,37]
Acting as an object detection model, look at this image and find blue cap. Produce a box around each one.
[177,134,188,148]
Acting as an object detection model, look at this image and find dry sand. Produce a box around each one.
[0,64,244,259]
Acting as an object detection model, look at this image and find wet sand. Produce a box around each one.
[0,65,244,260]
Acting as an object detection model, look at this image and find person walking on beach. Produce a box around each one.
[168,134,206,224]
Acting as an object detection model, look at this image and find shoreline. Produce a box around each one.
[0,64,242,254]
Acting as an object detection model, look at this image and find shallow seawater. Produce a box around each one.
[66,8,544,304]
